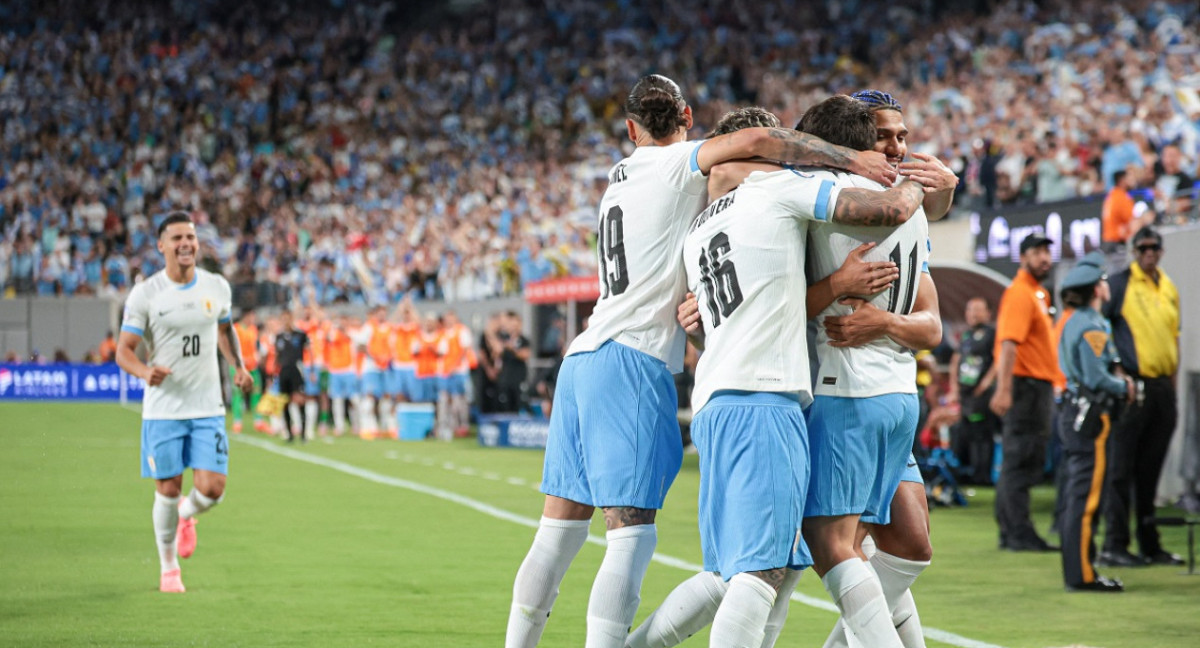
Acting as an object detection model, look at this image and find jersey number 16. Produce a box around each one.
[698,232,743,328]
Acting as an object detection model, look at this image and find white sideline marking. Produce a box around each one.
[232,434,1008,648]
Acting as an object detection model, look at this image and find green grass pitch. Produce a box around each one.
[1,402,1197,647]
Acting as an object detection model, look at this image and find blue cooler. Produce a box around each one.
[396,403,436,440]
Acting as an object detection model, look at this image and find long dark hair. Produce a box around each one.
[626,75,688,140]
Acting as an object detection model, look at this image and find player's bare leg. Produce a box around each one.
[177,469,225,560]
[582,506,659,647]
[805,515,902,648]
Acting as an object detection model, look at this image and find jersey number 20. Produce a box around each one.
[598,205,629,298]
[181,334,201,357]
[698,232,743,328]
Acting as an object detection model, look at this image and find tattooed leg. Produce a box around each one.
[603,506,657,530]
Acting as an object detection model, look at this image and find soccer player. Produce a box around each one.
[412,313,444,407]
[230,309,263,434]
[388,300,420,408]
[506,74,896,648]
[297,306,327,440]
[437,310,475,439]
[115,211,253,593]
[360,306,394,437]
[325,314,360,437]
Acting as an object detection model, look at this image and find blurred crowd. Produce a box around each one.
[1,0,1198,303]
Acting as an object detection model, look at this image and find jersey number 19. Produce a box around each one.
[598,205,629,298]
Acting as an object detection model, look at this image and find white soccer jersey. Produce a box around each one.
[121,269,233,420]
[807,172,931,398]
[566,141,708,373]
[684,168,846,412]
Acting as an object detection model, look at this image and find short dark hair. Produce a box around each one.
[796,95,876,152]
[1061,284,1096,309]
[706,107,780,138]
[1112,170,1127,187]
[1131,225,1162,247]
[626,75,689,140]
[157,211,193,238]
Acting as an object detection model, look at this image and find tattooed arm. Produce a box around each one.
[695,127,896,186]
[830,180,925,227]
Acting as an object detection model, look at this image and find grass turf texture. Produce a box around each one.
[1,402,1196,647]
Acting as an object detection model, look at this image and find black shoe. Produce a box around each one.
[1066,575,1124,593]
[1007,537,1060,552]
[1142,549,1185,566]
[1096,549,1149,568]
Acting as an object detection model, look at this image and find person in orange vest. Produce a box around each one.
[98,330,118,363]
[359,306,395,438]
[411,313,444,408]
[437,309,476,439]
[388,300,420,408]
[325,313,360,437]
[297,306,329,441]
[230,310,264,434]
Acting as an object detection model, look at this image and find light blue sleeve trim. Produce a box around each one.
[121,325,144,337]
[814,180,835,222]
[218,316,232,324]
[177,276,198,290]
[689,142,703,173]
[922,262,930,274]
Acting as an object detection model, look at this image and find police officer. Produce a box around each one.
[1057,251,1137,592]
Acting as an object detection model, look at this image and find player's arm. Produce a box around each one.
[830,180,925,227]
[695,127,896,186]
[824,272,942,350]
[115,331,171,386]
[898,152,958,221]
[806,242,899,319]
[218,321,254,392]
[989,340,1017,417]
[707,160,782,198]
[947,349,962,403]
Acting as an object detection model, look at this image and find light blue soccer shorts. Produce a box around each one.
[303,366,322,397]
[693,391,812,579]
[141,416,228,479]
[439,372,468,396]
[862,452,923,525]
[805,393,919,525]
[412,375,438,402]
[329,371,359,399]
[386,366,414,396]
[541,340,682,510]
[361,368,388,397]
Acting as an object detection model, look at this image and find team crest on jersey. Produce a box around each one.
[203,299,214,317]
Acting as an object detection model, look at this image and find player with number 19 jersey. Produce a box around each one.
[806,172,930,398]
[543,140,706,511]
[121,268,233,419]
[565,141,707,373]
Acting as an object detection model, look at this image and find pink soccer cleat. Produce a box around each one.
[177,515,197,559]
[160,569,186,593]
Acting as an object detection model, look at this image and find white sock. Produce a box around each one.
[860,534,877,559]
[153,492,180,573]
[822,559,902,648]
[380,398,395,433]
[871,552,929,648]
[363,396,379,431]
[821,620,850,648]
[304,400,318,439]
[626,571,728,648]
[332,398,347,435]
[179,488,219,519]
[585,524,657,647]
[761,569,802,648]
[452,394,469,429]
[507,517,591,648]
[287,403,302,437]
[710,573,776,648]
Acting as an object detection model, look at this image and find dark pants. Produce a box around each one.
[1058,398,1113,587]
[1103,376,1178,555]
[996,377,1053,547]
[953,391,999,484]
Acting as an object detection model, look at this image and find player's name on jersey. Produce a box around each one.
[609,163,628,184]
[690,192,737,233]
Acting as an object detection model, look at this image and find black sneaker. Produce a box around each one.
[1142,549,1184,566]
[1096,549,1148,568]
[1066,575,1124,593]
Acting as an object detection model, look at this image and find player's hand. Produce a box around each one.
[1123,375,1137,404]
[143,365,172,386]
[831,242,898,297]
[946,387,960,405]
[233,367,254,393]
[677,292,703,336]
[849,150,898,186]
[898,153,958,193]
[823,298,890,347]
[989,388,1012,418]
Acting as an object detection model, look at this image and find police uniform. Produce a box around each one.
[1056,253,1127,592]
